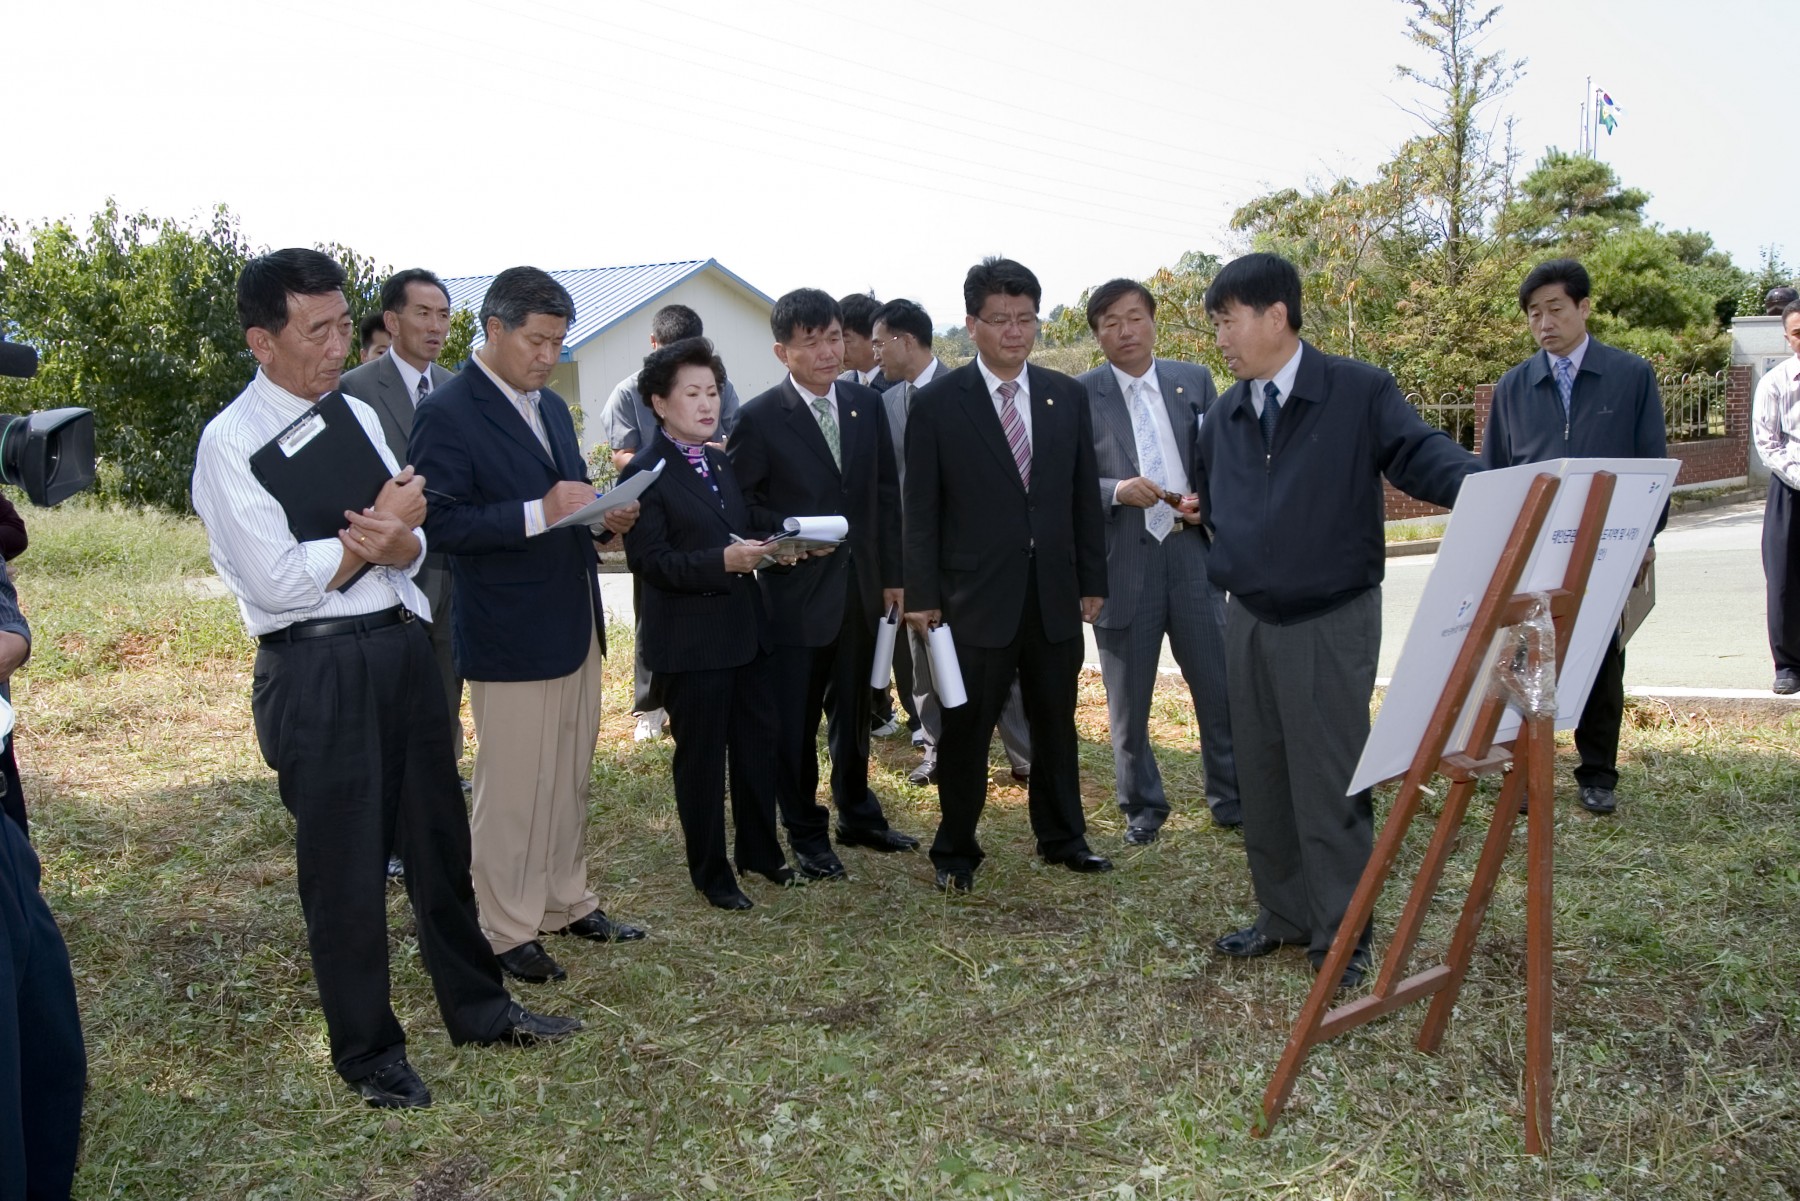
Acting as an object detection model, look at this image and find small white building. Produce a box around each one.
[443,259,779,455]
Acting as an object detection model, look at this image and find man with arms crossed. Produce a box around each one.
[193,249,578,1109]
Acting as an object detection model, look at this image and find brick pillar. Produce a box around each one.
[1472,383,1493,458]
[1726,365,1752,476]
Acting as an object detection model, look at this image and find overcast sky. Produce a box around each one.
[4,0,1790,332]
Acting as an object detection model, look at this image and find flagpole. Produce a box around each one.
[1581,75,1591,156]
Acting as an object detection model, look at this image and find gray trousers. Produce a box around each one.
[1094,528,1236,826]
[1226,588,1379,959]
[906,625,1030,771]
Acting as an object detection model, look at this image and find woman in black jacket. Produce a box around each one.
[623,338,797,909]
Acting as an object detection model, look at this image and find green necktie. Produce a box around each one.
[812,397,841,469]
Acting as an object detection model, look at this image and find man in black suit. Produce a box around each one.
[838,291,889,393]
[410,267,647,986]
[903,257,1111,892]
[1483,257,1667,815]
[342,269,463,773]
[729,289,919,879]
[1196,253,1478,990]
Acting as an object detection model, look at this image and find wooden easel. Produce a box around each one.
[1255,469,1616,1156]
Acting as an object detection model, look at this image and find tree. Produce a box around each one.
[439,307,478,370]
[0,200,254,510]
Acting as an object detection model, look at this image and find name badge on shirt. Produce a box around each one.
[276,411,328,458]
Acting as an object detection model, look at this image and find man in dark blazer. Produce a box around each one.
[341,269,462,770]
[728,289,918,879]
[1078,279,1239,841]
[903,257,1111,893]
[875,298,1031,787]
[1483,257,1667,816]
[409,267,646,987]
[1196,253,1478,991]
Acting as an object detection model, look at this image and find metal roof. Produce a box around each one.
[441,259,774,360]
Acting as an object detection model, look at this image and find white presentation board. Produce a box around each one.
[1349,457,1681,794]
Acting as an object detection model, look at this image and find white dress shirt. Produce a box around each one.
[790,374,840,435]
[1754,354,1800,490]
[910,358,941,390]
[1109,362,1189,499]
[1545,334,1591,380]
[975,355,1031,446]
[387,350,429,407]
[192,369,428,636]
[1251,343,1305,418]
[471,351,555,537]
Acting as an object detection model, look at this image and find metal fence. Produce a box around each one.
[1407,391,1480,452]
[1660,370,1728,442]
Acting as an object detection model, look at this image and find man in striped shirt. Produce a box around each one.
[192,249,579,1110]
[1754,299,1800,695]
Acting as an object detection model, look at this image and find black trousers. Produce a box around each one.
[252,616,512,1083]
[930,570,1088,873]
[422,588,465,762]
[1,802,84,1201]
[661,652,787,899]
[1573,631,1625,791]
[0,742,24,837]
[630,574,666,714]
[1765,477,1800,673]
[772,578,890,855]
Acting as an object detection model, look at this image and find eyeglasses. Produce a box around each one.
[874,334,912,348]
[976,314,1040,331]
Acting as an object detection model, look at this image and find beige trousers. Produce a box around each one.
[468,630,603,953]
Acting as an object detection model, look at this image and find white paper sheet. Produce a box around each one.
[1349,457,1679,794]
[548,459,664,530]
[927,624,967,709]
[780,515,848,543]
[869,606,899,687]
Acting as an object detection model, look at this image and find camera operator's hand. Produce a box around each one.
[373,466,427,528]
[340,508,421,567]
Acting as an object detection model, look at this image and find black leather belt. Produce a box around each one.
[260,607,412,644]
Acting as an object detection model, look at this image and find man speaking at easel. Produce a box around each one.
[1194,254,1478,991]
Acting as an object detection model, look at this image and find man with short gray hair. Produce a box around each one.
[410,267,648,987]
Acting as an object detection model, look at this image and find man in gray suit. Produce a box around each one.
[341,269,462,763]
[1078,279,1238,841]
[873,299,1030,787]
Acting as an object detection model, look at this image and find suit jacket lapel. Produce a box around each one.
[1093,367,1140,473]
[369,354,417,443]
[958,362,1027,495]
[647,430,734,531]
[782,378,842,480]
[467,365,556,472]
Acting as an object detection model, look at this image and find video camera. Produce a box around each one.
[0,337,96,506]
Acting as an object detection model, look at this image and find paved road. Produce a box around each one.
[595,498,1780,696]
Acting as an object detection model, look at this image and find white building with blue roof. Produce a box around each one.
[442,259,778,454]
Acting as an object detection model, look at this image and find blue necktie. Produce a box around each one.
[1553,356,1574,415]
[1258,381,1281,452]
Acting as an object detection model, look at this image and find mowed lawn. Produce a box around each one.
[10,502,1800,1200]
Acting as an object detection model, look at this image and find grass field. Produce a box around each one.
[10,502,1800,1200]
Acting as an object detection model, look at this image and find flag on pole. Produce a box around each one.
[1597,89,1621,136]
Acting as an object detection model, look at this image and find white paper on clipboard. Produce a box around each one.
[548,459,665,530]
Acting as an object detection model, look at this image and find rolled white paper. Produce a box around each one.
[781,515,849,543]
[869,606,899,688]
[927,624,967,709]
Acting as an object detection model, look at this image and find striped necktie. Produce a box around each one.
[811,397,841,469]
[997,379,1031,489]
[415,371,431,406]
[1553,356,1574,414]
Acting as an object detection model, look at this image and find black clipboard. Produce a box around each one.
[249,391,393,542]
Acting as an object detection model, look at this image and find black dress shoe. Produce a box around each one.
[1045,850,1113,873]
[385,855,405,879]
[1578,785,1617,815]
[908,760,937,786]
[496,940,566,983]
[793,849,847,880]
[1009,767,1031,784]
[1774,668,1798,695]
[1208,797,1243,829]
[552,910,646,943]
[706,889,754,910]
[1213,927,1300,959]
[352,1059,432,1109]
[1123,824,1159,846]
[837,825,920,853]
[486,1004,583,1046]
[749,864,804,887]
[1311,950,1372,992]
[934,867,974,894]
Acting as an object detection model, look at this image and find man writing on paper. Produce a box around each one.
[729,289,918,880]
[193,249,580,1110]
[409,267,646,988]
[1196,253,1477,991]
[903,257,1110,893]
[1482,258,1667,815]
